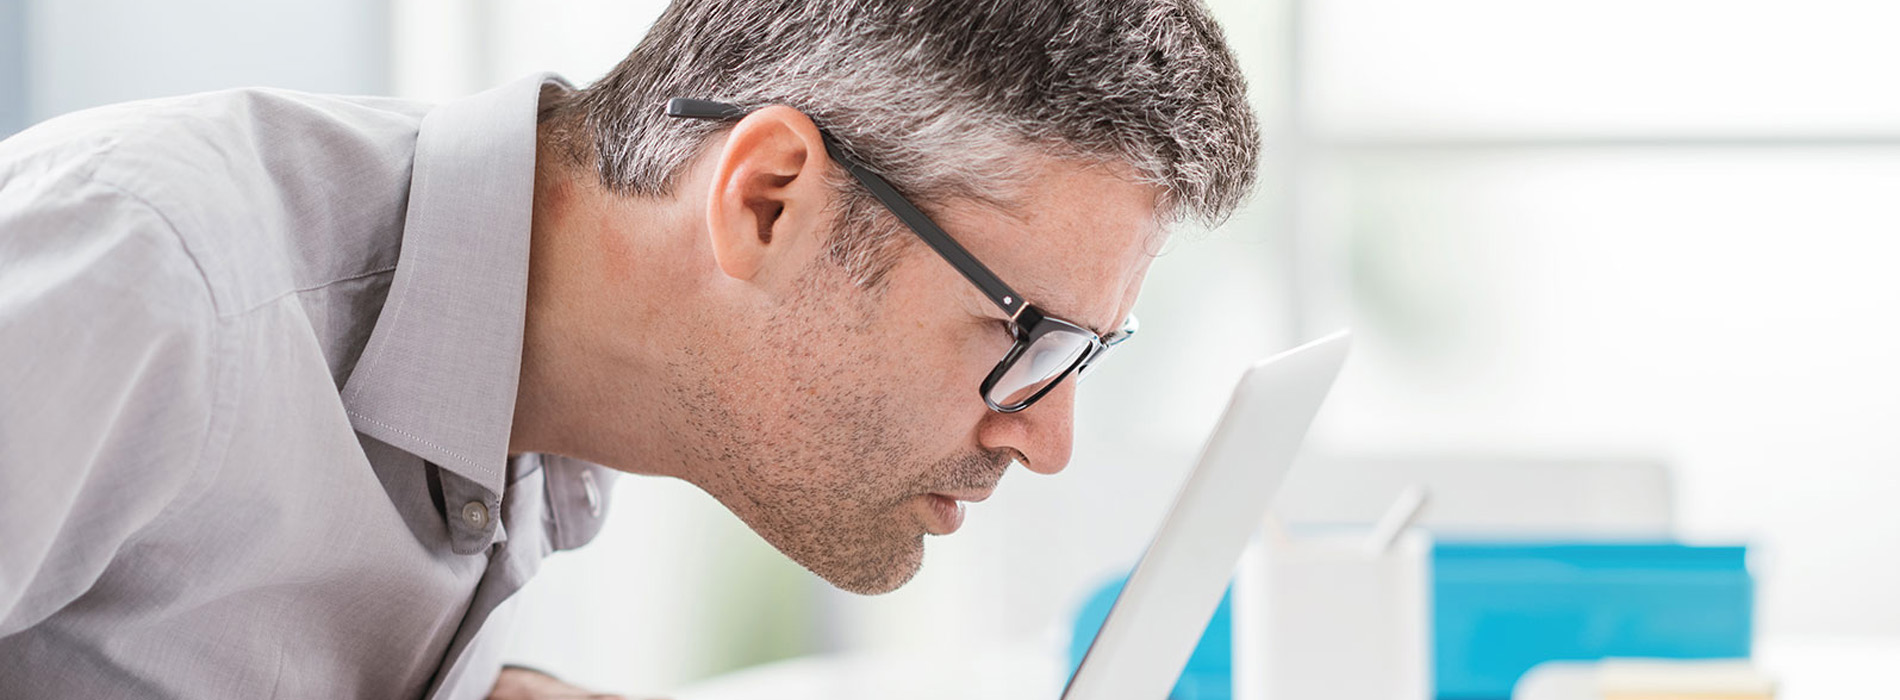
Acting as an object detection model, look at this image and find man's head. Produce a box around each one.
[518,0,1258,594]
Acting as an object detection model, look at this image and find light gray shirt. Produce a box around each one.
[0,73,618,699]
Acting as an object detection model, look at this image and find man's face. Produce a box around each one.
[676,158,1162,594]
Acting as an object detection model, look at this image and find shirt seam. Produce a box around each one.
[79,177,225,318]
[234,265,401,316]
[295,265,399,295]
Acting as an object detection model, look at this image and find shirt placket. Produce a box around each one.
[435,465,504,554]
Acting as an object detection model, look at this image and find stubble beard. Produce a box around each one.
[679,368,1010,595]
[670,266,1009,594]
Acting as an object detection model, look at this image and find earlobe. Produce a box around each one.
[702,106,831,283]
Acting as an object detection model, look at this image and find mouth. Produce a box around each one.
[917,487,996,536]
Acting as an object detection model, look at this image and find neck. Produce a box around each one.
[507,144,712,480]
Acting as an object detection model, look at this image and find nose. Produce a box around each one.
[978,378,1077,475]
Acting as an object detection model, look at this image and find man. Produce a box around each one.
[0,0,1258,697]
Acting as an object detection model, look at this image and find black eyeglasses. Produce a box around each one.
[666,98,1137,413]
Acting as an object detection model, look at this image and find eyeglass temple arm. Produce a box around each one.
[664,98,1028,318]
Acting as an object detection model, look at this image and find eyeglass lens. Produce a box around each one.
[988,327,1096,409]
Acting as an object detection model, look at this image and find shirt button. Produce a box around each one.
[461,500,489,530]
[581,470,602,518]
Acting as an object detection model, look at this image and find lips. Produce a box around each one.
[922,494,966,535]
[933,488,996,504]
[916,460,1006,535]
[919,486,995,535]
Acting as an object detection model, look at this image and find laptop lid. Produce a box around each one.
[1061,331,1350,700]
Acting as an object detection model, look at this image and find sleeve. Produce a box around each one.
[0,167,221,637]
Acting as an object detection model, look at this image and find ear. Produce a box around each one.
[703,105,834,283]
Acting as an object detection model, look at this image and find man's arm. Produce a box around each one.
[0,165,221,636]
[488,665,636,700]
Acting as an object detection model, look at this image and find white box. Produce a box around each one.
[1233,529,1433,700]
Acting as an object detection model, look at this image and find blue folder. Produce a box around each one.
[1432,542,1752,699]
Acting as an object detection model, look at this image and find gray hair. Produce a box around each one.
[545,0,1260,286]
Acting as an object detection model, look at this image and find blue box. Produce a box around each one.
[1433,542,1753,699]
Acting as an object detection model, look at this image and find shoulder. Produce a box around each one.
[0,89,432,316]
[0,145,223,504]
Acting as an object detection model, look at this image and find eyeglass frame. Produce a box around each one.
[664,98,1136,413]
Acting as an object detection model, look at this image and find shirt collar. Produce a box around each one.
[341,73,563,495]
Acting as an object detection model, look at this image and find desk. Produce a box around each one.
[674,636,1900,700]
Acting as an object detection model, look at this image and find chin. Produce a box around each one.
[814,534,927,596]
[709,483,935,596]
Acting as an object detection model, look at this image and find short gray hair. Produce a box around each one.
[546,0,1260,286]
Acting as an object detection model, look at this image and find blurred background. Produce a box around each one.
[5,0,1897,696]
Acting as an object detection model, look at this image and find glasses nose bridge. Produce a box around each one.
[1073,338,1110,377]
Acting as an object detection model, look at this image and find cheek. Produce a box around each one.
[915,316,1003,395]
[851,317,994,433]
[843,256,1009,429]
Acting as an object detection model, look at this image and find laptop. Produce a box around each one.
[1061,330,1350,700]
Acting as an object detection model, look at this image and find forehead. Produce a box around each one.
[936,159,1165,331]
